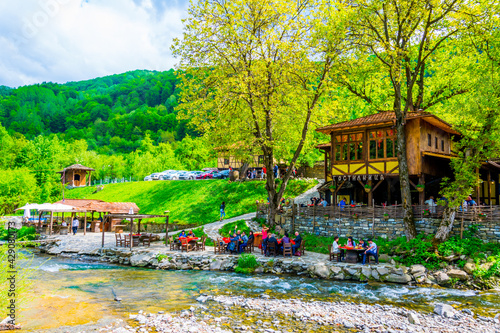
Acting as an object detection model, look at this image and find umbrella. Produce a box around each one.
[23,207,31,220]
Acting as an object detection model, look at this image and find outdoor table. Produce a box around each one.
[253,232,262,248]
[221,237,231,244]
[339,246,365,263]
[277,239,296,245]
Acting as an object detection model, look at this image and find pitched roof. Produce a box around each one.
[83,201,140,214]
[57,164,95,173]
[316,111,460,135]
[54,199,104,207]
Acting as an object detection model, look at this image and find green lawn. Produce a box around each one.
[65,179,317,225]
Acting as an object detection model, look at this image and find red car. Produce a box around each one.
[196,171,217,179]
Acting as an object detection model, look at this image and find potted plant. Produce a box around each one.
[478,212,487,221]
[416,184,425,192]
[352,213,358,219]
[329,185,336,191]
[383,213,389,221]
[364,184,371,193]
[423,208,430,217]
[324,214,329,218]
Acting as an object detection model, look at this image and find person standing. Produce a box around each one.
[220,201,226,222]
[72,217,79,235]
[261,166,266,179]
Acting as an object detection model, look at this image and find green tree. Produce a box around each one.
[338,0,485,239]
[173,0,344,225]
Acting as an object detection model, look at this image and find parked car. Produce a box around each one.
[163,171,182,180]
[189,171,204,179]
[196,171,215,179]
[178,171,195,180]
[213,169,230,179]
[144,175,153,181]
[151,173,162,180]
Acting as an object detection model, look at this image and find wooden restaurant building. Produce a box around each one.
[316,111,500,206]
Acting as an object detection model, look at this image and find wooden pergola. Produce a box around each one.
[101,213,170,249]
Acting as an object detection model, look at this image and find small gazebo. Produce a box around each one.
[57,164,95,187]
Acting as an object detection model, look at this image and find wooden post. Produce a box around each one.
[130,217,133,250]
[488,171,492,206]
[88,171,92,186]
[476,168,481,205]
[419,175,425,206]
[387,178,392,205]
[49,211,54,235]
[138,219,142,233]
[368,180,373,206]
[165,211,170,247]
[83,212,87,236]
[101,215,106,247]
[371,199,375,238]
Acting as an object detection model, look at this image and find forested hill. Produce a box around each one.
[0,70,196,154]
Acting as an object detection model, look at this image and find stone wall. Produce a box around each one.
[256,213,500,242]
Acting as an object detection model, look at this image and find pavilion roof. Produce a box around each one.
[316,111,460,135]
[57,164,95,173]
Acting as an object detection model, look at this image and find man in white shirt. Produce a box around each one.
[72,217,79,235]
[362,239,378,264]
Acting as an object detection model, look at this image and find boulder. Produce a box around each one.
[130,253,154,267]
[434,303,456,318]
[447,269,469,281]
[329,266,342,275]
[408,313,421,325]
[385,273,412,284]
[435,271,451,285]
[361,267,372,280]
[378,254,391,262]
[463,263,476,275]
[254,267,264,274]
[480,262,494,271]
[333,273,345,280]
[210,260,224,271]
[313,263,330,279]
[376,267,390,276]
[371,270,379,280]
[410,264,426,276]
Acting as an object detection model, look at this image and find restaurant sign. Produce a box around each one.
[333,174,385,182]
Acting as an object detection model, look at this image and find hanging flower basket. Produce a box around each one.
[329,186,336,191]
[364,184,371,193]
[416,184,425,192]
[423,209,430,217]
[352,213,358,219]
[383,213,389,221]
[478,212,487,221]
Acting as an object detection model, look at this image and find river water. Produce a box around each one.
[20,254,500,331]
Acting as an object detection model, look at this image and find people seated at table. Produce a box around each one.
[239,231,250,253]
[358,239,368,249]
[279,232,291,254]
[362,239,378,264]
[266,234,279,256]
[187,230,195,237]
[346,236,356,247]
[332,236,341,261]
[292,231,302,255]
[227,233,239,253]
[338,198,347,210]
[261,225,270,254]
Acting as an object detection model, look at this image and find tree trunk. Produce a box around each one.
[433,205,457,244]
[239,162,250,180]
[264,157,278,227]
[394,88,417,240]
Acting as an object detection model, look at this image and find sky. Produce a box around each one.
[0,0,189,88]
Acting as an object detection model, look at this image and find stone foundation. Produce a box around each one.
[257,213,500,242]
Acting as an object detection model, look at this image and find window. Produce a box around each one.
[368,129,396,160]
[441,140,445,151]
[435,137,438,149]
[224,158,229,165]
[333,132,364,162]
[428,134,432,146]
[258,155,264,165]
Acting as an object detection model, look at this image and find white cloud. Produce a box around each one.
[0,0,188,87]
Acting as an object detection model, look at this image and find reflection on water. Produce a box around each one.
[22,255,500,331]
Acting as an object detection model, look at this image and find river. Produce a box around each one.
[20,254,500,332]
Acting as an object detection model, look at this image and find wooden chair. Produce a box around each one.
[140,234,151,247]
[244,238,254,254]
[169,236,176,250]
[299,240,305,256]
[329,244,340,262]
[283,243,292,257]
[367,246,379,264]
[115,233,124,247]
[214,238,225,254]
[196,237,206,251]
[180,238,194,252]
[267,242,277,257]
[123,234,131,248]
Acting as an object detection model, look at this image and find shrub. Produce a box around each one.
[234,253,259,274]
[0,226,37,241]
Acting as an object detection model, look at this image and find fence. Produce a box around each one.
[257,203,500,224]
[92,177,138,186]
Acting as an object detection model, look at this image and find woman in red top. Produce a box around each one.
[261,225,269,253]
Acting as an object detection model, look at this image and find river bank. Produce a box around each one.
[37,233,481,289]
[98,294,500,333]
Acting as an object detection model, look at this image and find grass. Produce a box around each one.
[65,179,317,226]
[219,219,251,237]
